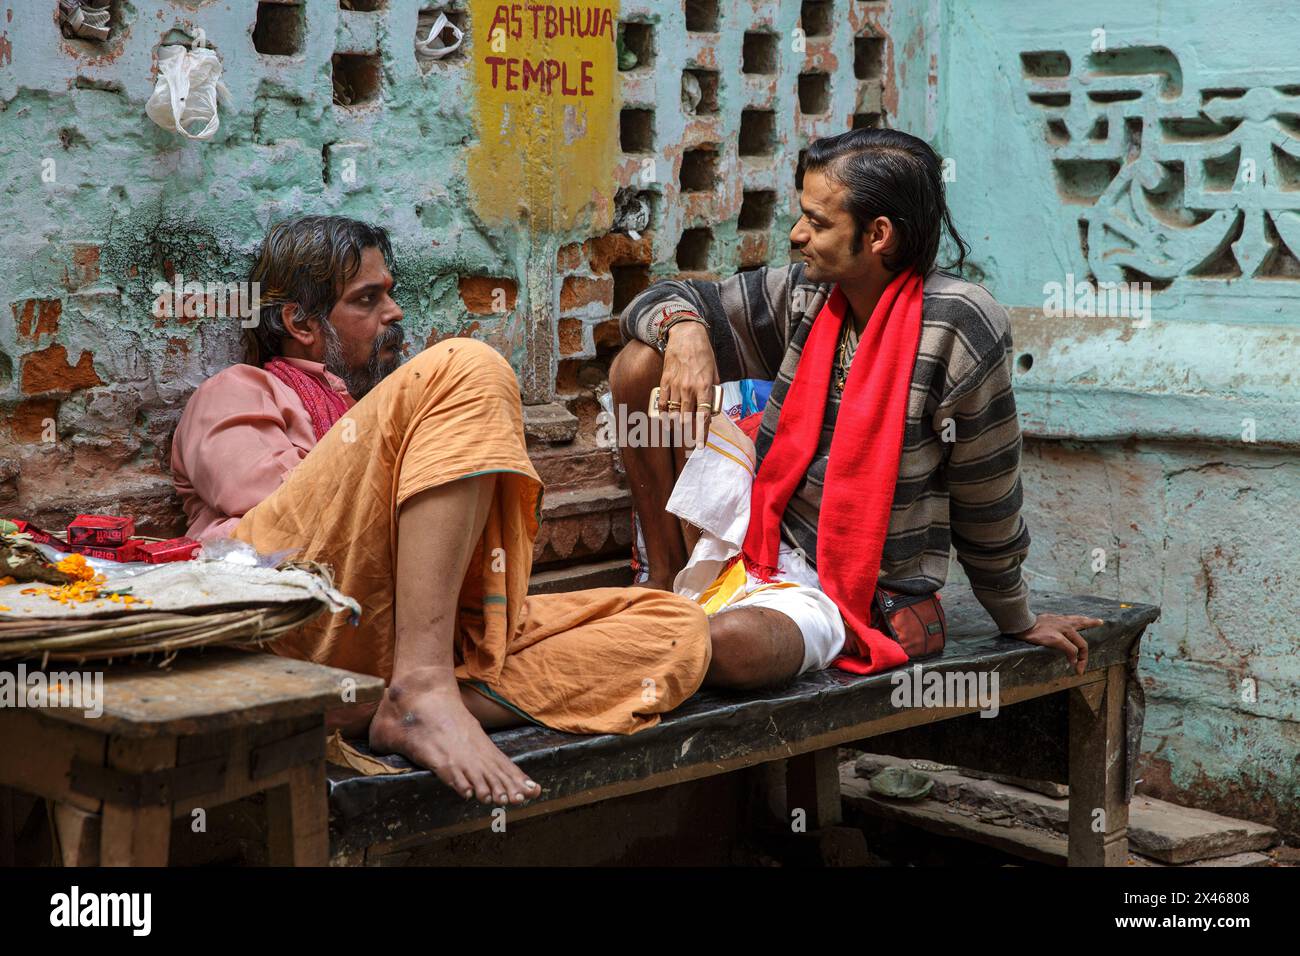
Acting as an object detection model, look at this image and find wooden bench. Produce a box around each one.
[0,651,383,866]
[328,588,1158,866]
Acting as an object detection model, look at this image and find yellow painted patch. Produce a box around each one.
[466,0,620,232]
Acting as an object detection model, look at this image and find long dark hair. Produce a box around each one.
[246,215,395,365]
[804,128,968,275]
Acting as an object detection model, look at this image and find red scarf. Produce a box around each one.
[263,357,351,441]
[741,269,925,674]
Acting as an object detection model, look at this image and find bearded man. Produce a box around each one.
[171,216,710,806]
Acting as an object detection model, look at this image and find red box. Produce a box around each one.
[8,520,68,551]
[135,537,201,564]
[70,542,141,562]
[67,514,135,547]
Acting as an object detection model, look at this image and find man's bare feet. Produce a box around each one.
[368,669,540,806]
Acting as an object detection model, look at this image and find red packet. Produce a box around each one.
[8,519,69,551]
[70,541,141,562]
[135,537,202,564]
[67,514,135,547]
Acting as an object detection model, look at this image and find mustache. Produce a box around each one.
[372,322,405,356]
[320,321,405,400]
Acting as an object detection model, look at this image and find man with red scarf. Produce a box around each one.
[612,128,1100,687]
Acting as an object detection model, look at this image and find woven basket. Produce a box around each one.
[0,559,334,664]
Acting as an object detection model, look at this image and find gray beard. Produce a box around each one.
[319,320,405,399]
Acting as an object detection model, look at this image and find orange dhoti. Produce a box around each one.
[233,338,711,735]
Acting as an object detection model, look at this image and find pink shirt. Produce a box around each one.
[170,358,355,541]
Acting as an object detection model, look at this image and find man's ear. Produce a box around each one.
[868,216,897,259]
[281,303,316,347]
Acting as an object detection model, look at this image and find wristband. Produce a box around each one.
[655,310,708,352]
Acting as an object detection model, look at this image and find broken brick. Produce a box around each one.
[558,318,585,356]
[459,276,518,315]
[585,232,653,273]
[560,275,613,311]
[65,244,101,290]
[12,299,62,342]
[10,398,60,443]
[738,232,769,267]
[557,242,586,271]
[20,344,103,395]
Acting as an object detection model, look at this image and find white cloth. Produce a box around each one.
[666,415,846,674]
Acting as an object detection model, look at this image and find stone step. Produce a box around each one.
[528,558,633,595]
[527,443,622,491]
[533,484,633,568]
[842,765,1274,867]
[851,754,1279,864]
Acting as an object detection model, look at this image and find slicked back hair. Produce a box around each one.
[804,128,969,275]
[247,215,394,365]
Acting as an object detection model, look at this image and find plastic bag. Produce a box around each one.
[195,537,296,570]
[415,13,464,64]
[146,44,229,141]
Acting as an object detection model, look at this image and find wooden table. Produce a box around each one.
[0,650,383,866]
[327,589,1158,866]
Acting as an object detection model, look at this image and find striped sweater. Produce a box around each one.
[621,262,1036,635]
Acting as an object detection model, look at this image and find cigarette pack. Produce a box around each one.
[67,514,135,547]
[135,537,201,564]
[69,541,141,562]
[8,519,69,551]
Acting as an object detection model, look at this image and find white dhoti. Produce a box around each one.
[666,415,847,674]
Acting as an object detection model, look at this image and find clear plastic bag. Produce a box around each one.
[195,537,296,570]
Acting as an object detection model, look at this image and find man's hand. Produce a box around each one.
[1009,613,1103,676]
[659,320,719,449]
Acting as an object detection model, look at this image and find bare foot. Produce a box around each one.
[368,670,540,806]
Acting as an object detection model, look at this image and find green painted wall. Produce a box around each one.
[897,0,1299,835]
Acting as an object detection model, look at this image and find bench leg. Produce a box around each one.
[267,761,329,866]
[1068,664,1129,866]
[786,748,843,829]
[781,749,869,865]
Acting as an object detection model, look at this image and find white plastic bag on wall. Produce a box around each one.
[146,44,230,141]
[415,12,464,67]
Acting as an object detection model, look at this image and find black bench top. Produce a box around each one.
[328,589,1158,853]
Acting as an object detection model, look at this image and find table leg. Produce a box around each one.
[1068,664,1130,866]
[99,737,176,867]
[0,786,14,866]
[266,761,329,866]
[52,802,101,866]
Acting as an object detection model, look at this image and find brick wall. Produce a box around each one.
[0,0,896,569]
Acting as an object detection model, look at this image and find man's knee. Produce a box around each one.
[609,339,662,397]
[707,608,804,689]
[404,336,517,392]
